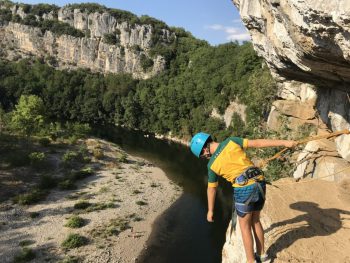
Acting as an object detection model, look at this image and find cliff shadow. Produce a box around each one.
[265,201,350,261]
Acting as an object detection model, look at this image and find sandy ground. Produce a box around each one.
[263,178,350,263]
[223,177,350,263]
[0,138,182,263]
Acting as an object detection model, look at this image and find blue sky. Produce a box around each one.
[18,0,250,45]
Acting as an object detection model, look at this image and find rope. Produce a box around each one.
[257,129,350,168]
[272,164,350,186]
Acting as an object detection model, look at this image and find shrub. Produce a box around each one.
[90,218,130,238]
[61,234,88,249]
[29,212,40,218]
[103,33,118,45]
[85,202,115,212]
[65,215,86,228]
[14,189,48,205]
[135,200,148,206]
[29,152,46,167]
[70,167,94,180]
[13,247,36,263]
[58,179,77,190]
[62,151,79,162]
[132,190,142,195]
[67,123,91,138]
[62,150,84,167]
[116,152,128,163]
[140,54,154,71]
[73,201,91,210]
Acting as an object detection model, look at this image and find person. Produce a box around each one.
[190,132,295,263]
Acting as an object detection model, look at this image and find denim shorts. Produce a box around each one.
[233,181,266,217]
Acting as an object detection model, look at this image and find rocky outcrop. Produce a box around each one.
[0,4,172,79]
[232,0,350,160]
[211,100,247,128]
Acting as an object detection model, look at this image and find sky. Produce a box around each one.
[17,0,251,45]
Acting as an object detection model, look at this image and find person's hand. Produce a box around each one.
[207,211,214,222]
[284,140,297,148]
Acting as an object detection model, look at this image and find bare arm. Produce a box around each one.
[247,139,296,148]
[207,186,217,222]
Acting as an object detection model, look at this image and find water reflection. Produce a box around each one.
[94,126,232,263]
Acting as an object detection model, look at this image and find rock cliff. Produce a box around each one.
[223,0,350,262]
[233,0,350,169]
[0,3,172,78]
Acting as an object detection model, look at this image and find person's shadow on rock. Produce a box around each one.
[265,201,350,261]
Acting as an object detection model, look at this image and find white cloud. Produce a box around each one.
[206,24,251,42]
[206,24,224,30]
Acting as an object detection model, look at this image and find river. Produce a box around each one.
[94,126,233,263]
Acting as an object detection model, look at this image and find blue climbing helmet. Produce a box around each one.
[190,132,211,157]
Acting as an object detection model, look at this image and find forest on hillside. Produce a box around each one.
[0,42,276,140]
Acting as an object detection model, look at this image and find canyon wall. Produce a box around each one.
[0,4,172,78]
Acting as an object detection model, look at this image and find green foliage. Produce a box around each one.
[73,200,114,212]
[140,54,154,71]
[0,8,12,22]
[11,95,45,137]
[103,33,118,45]
[61,234,88,249]
[58,179,76,190]
[30,3,59,16]
[38,19,85,37]
[135,200,148,206]
[67,3,106,14]
[61,150,86,167]
[70,167,94,180]
[90,218,130,238]
[116,152,128,163]
[73,200,91,210]
[65,215,86,228]
[19,240,35,247]
[28,151,45,166]
[29,212,40,218]
[13,247,36,263]
[14,188,48,205]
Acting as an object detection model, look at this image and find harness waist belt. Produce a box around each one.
[235,167,264,186]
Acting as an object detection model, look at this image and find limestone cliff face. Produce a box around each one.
[0,4,171,79]
[232,0,350,162]
[223,1,350,262]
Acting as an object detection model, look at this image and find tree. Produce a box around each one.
[11,95,45,137]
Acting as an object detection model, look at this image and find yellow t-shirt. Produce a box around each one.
[207,137,263,188]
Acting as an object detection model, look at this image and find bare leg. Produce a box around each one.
[252,210,265,256]
[238,212,255,263]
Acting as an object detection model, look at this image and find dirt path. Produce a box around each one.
[0,138,182,263]
[223,178,350,263]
